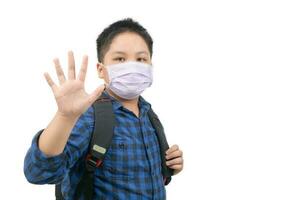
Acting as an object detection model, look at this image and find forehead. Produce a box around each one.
[107,32,149,54]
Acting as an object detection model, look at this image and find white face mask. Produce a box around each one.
[105,61,153,100]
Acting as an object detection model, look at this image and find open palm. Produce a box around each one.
[44,51,104,119]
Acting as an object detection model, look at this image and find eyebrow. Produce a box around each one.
[111,51,149,55]
[136,51,148,55]
[112,51,126,55]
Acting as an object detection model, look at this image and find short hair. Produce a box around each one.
[96,18,153,63]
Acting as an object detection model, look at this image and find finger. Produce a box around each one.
[68,51,76,80]
[78,55,88,82]
[53,58,66,84]
[166,150,183,160]
[44,72,57,92]
[168,164,183,170]
[87,84,106,105]
[166,157,183,166]
[166,144,179,155]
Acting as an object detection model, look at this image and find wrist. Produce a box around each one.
[55,111,80,123]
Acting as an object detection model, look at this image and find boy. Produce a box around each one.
[24,18,183,200]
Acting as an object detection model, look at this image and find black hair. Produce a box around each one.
[96,18,153,63]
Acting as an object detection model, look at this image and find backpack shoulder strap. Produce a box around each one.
[86,92,116,169]
[73,93,116,200]
[147,107,174,185]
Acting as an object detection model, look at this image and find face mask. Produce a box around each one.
[104,61,153,100]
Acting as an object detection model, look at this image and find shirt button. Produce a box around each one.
[146,144,149,149]
[109,167,116,173]
[119,143,124,149]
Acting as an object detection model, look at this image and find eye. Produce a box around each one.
[137,57,147,62]
[113,57,125,62]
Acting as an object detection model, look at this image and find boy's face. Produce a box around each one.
[97,32,152,84]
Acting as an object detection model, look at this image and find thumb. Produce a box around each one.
[87,84,105,105]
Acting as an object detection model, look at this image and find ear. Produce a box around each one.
[97,63,104,79]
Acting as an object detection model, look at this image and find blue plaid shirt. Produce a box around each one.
[24,91,166,200]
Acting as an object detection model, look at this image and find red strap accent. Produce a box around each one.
[95,159,102,167]
[86,154,102,167]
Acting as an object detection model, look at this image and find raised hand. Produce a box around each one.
[44,51,105,119]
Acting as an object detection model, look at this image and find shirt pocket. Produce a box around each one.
[102,138,136,180]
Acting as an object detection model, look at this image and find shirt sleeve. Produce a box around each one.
[23,106,94,185]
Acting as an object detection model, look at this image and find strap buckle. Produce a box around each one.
[86,154,102,168]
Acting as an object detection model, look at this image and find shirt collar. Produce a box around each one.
[102,90,151,115]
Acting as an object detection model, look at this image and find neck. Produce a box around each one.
[106,88,140,117]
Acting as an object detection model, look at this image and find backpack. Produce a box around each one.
[55,93,174,200]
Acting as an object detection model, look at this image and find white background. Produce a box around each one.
[0,0,293,199]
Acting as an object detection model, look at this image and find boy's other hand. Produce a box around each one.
[166,144,184,175]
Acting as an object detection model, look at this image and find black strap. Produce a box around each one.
[74,93,116,200]
[89,93,116,163]
[73,168,94,200]
[55,184,63,200]
[148,108,174,184]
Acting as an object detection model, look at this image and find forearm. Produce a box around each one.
[38,112,79,157]
[24,106,94,184]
